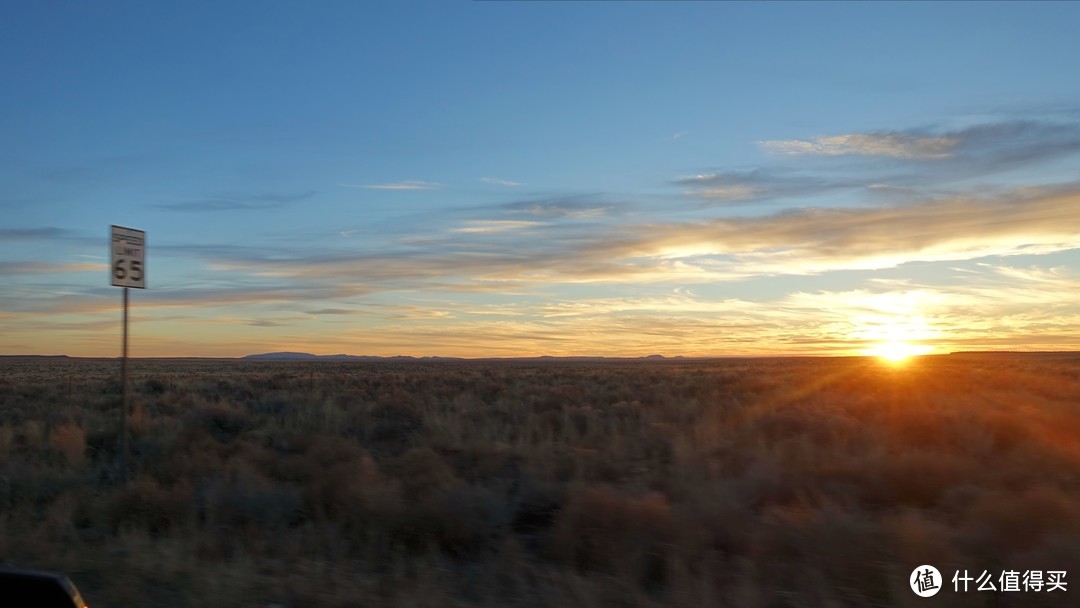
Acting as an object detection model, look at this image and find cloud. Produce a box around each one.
[759,132,959,159]
[385,306,455,320]
[12,113,1080,357]
[945,120,1080,173]
[674,169,839,203]
[0,227,75,241]
[342,181,443,191]
[0,277,377,321]
[518,294,767,319]
[9,258,1079,357]
[987,264,1070,285]
[499,196,616,219]
[480,177,522,187]
[769,265,1080,352]
[866,183,918,196]
[150,285,373,307]
[450,220,543,234]
[677,120,1080,206]
[0,261,102,276]
[756,121,1080,172]
[197,236,704,291]
[617,186,1080,275]
[156,191,315,212]
[247,319,288,327]
[684,184,763,201]
[306,308,357,315]
[306,274,1080,356]
[533,185,1080,282]
[189,185,1080,292]
[21,283,377,319]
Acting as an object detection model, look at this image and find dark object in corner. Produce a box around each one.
[0,567,88,608]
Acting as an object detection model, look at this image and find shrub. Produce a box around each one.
[106,476,192,536]
[50,423,86,468]
[184,401,249,443]
[366,400,424,454]
[204,477,303,530]
[386,447,460,502]
[3,355,1079,607]
[553,485,674,591]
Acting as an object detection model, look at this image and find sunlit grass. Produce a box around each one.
[0,354,1078,607]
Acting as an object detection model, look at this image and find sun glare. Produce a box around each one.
[869,341,931,363]
[846,291,942,363]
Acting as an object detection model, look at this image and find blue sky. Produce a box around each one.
[3,1,1080,357]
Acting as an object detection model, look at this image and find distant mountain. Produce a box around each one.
[241,352,687,362]
[242,352,319,360]
[241,352,465,362]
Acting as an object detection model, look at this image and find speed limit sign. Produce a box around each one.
[110,225,146,288]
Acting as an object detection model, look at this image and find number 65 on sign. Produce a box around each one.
[111,225,146,288]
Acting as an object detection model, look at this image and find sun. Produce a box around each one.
[846,291,941,363]
[869,341,931,363]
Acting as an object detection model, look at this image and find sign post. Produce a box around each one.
[110,225,146,480]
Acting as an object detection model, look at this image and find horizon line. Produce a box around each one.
[3,350,1077,362]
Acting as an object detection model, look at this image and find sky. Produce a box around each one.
[2,1,1080,358]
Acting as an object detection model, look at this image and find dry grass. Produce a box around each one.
[0,353,1078,607]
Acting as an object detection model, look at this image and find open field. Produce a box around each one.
[1,354,1079,607]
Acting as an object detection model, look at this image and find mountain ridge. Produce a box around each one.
[241,351,684,362]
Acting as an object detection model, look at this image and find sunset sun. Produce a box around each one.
[869,341,931,363]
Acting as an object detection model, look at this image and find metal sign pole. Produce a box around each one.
[111,224,145,482]
[121,286,130,480]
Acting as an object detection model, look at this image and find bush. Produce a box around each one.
[3,355,1080,607]
[184,402,248,443]
[106,476,192,536]
[553,485,674,590]
[51,423,86,468]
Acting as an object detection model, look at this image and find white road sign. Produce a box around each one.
[110,225,146,288]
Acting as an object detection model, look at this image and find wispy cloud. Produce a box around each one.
[295,289,962,357]
[987,264,1070,285]
[181,185,1080,294]
[0,227,75,241]
[757,121,1080,171]
[450,220,543,234]
[499,196,616,219]
[944,120,1080,173]
[759,132,959,159]
[342,181,443,191]
[8,258,1079,357]
[695,187,762,201]
[615,186,1080,275]
[156,191,315,212]
[385,305,455,320]
[680,120,1080,206]
[683,184,763,201]
[480,177,521,187]
[306,308,357,315]
[10,113,1080,357]
[866,183,919,196]
[247,319,289,327]
[0,261,102,276]
[674,170,838,203]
